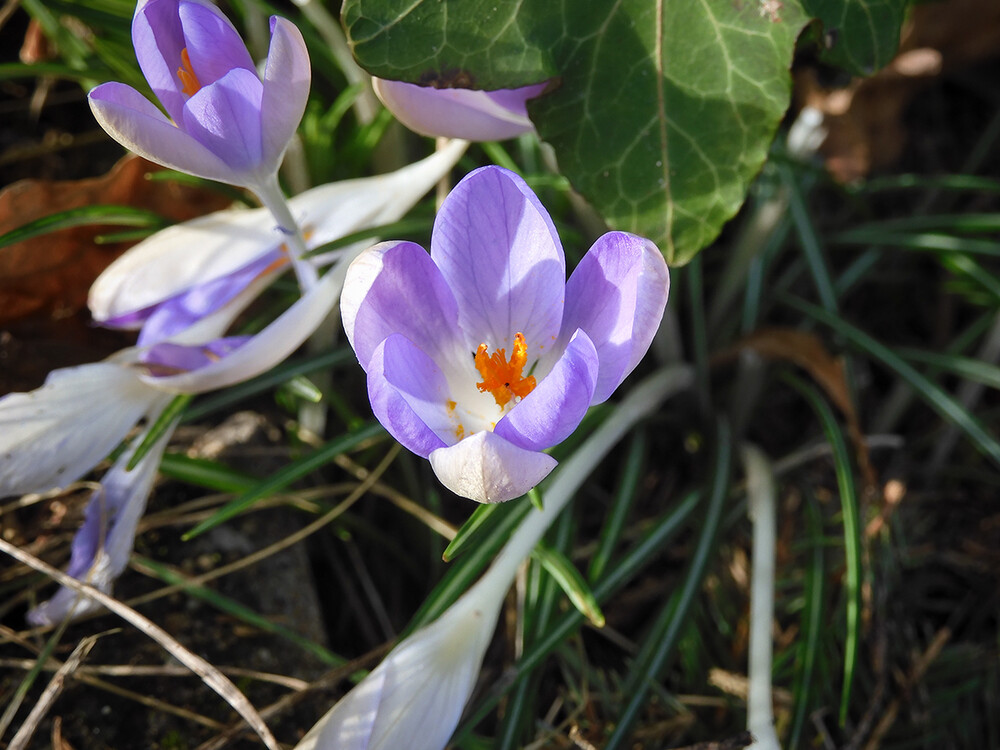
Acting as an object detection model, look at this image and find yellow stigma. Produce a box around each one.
[177,48,202,97]
[475,332,536,408]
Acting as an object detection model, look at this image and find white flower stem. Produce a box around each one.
[742,443,781,750]
[254,175,318,291]
[471,366,694,606]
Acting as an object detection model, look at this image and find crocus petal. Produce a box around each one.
[142,263,343,393]
[559,232,669,403]
[495,330,599,452]
[366,335,451,458]
[132,0,187,122]
[182,67,264,172]
[178,0,255,85]
[26,422,174,626]
[373,79,546,141]
[428,431,557,503]
[141,336,252,373]
[295,582,502,750]
[89,82,238,183]
[431,166,564,357]
[0,358,161,497]
[260,17,310,168]
[342,241,462,369]
[135,249,286,345]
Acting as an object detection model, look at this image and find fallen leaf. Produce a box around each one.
[715,328,877,491]
[0,155,232,325]
[798,0,1000,181]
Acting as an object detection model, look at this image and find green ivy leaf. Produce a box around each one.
[343,0,907,265]
[801,0,910,74]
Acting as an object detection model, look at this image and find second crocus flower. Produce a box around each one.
[342,166,669,503]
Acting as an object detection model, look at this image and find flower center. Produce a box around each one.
[177,48,202,97]
[475,332,537,408]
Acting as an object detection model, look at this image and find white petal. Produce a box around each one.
[89,206,277,324]
[295,584,501,750]
[0,355,161,497]
[428,431,557,503]
[293,139,468,262]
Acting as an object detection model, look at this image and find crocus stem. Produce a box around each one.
[254,175,319,291]
[473,365,695,607]
[742,443,780,750]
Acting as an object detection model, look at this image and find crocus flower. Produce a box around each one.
[293,367,694,750]
[341,166,669,503]
[6,143,467,624]
[373,78,547,141]
[89,0,309,192]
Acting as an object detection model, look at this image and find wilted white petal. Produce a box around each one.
[0,356,162,497]
[26,421,174,625]
[295,579,502,750]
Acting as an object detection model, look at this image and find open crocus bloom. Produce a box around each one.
[342,166,669,503]
[89,0,309,190]
[373,79,547,141]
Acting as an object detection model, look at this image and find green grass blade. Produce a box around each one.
[604,420,733,750]
[456,491,702,742]
[587,429,646,582]
[833,231,1000,257]
[127,395,191,470]
[532,543,605,627]
[0,206,166,250]
[182,422,385,539]
[897,347,1000,389]
[442,503,502,562]
[786,296,1000,468]
[788,496,827,750]
[784,373,861,726]
[780,164,838,312]
[158,453,258,494]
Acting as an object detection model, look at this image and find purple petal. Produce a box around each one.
[182,67,264,172]
[178,0,255,86]
[428,431,558,503]
[89,82,238,183]
[140,337,252,374]
[495,330,599,452]
[373,79,546,141]
[0,358,160,498]
[135,247,286,345]
[559,232,669,403]
[366,335,452,458]
[342,241,462,370]
[27,420,174,625]
[431,166,565,360]
[132,0,187,122]
[260,17,310,168]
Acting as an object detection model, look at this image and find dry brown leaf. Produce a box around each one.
[716,328,877,491]
[798,0,1000,181]
[0,155,232,325]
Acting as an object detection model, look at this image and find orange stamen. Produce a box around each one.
[475,332,536,408]
[177,48,201,97]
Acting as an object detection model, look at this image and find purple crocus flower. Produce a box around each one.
[373,79,547,141]
[88,0,309,190]
[341,166,669,503]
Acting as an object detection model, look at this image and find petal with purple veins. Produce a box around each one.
[372,79,546,141]
[182,67,264,172]
[140,337,252,374]
[132,0,187,122]
[559,232,669,403]
[495,330,599,452]
[260,17,311,168]
[89,82,237,183]
[178,0,256,86]
[366,335,452,458]
[431,166,565,356]
[428,431,557,504]
[342,241,462,369]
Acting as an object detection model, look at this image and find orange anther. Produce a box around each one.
[177,48,202,97]
[475,332,536,408]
